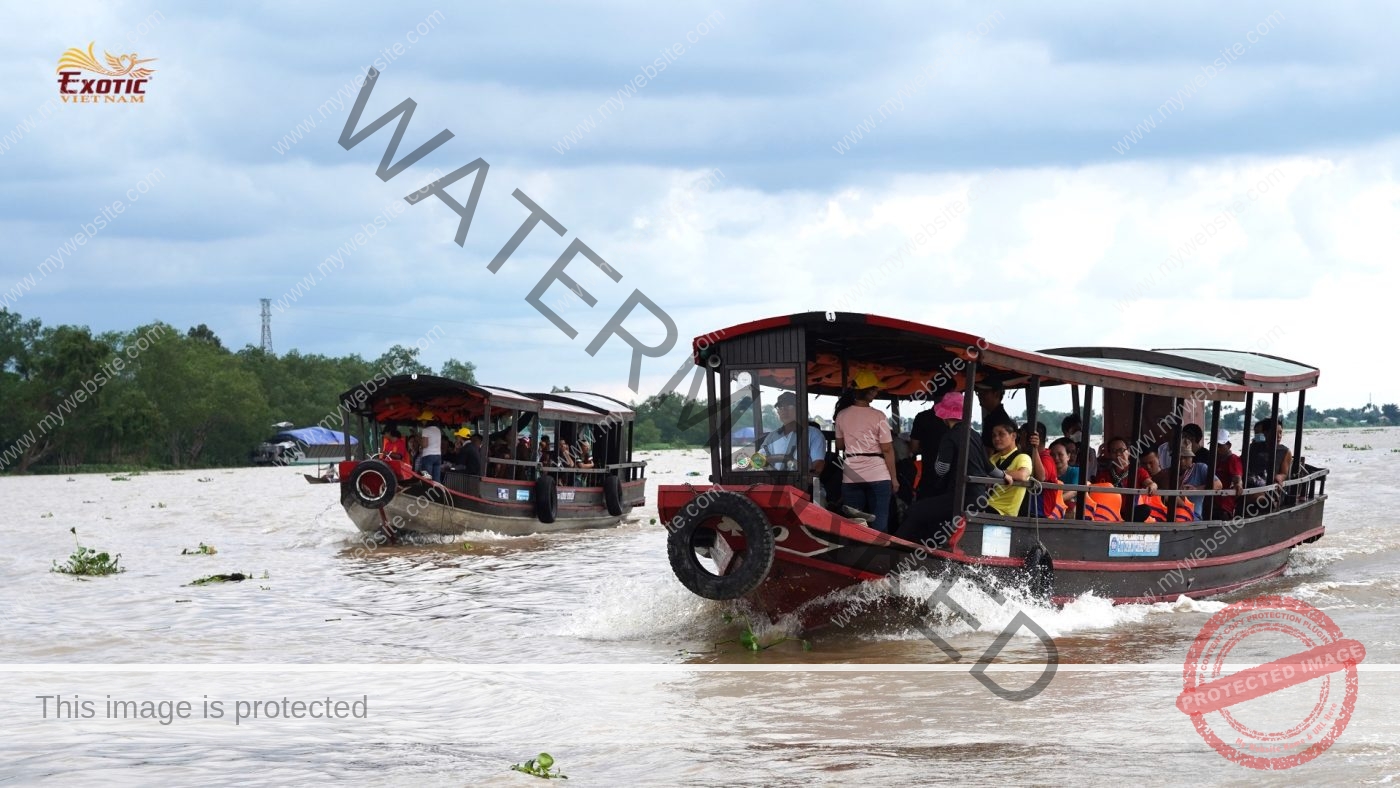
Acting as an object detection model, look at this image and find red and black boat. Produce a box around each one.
[335,374,646,538]
[657,312,1328,627]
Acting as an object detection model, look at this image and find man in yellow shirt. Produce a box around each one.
[986,420,1033,516]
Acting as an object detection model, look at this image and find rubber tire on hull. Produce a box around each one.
[536,474,558,524]
[1024,544,1054,600]
[667,491,776,600]
[603,475,624,516]
[347,460,397,510]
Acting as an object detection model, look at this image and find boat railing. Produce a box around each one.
[539,461,648,486]
[965,463,1327,521]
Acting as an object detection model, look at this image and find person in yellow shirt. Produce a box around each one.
[986,420,1033,516]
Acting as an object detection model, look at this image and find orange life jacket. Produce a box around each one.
[1045,488,1067,519]
[1085,482,1123,522]
[1136,494,1168,523]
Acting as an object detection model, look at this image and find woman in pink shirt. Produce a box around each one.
[835,371,899,533]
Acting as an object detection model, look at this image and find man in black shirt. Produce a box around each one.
[977,380,1013,449]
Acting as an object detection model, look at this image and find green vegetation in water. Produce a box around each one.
[51,528,124,577]
[181,543,217,555]
[720,613,811,652]
[110,475,132,482]
[151,502,167,509]
[197,477,214,483]
[188,573,250,585]
[510,752,567,779]
[40,512,53,519]
[1342,443,1372,451]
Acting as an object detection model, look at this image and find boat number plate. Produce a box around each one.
[515,489,531,502]
[981,525,1012,558]
[1109,533,1161,557]
[497,488,510,500]
[559,491,575,502]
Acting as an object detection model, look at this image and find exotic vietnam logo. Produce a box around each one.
[56,42,156,103]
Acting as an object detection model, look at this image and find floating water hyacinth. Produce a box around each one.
[51,528,124,577]
[510,752,567,779]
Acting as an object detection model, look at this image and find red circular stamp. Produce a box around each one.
[1176,595,1366,769]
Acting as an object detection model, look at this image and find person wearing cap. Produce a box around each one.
[415,410,444,483]
[448,427,483,476]
[759,391,826,475]
[977,380,1013,449]
[835,370,898,533]
[1212,428,1243,519]
[1158,423,1207,470]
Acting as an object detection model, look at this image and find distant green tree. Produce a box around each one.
[186,324,225,351]
[374,344,431,376]
[440,358,478,384]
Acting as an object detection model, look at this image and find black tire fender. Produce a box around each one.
[347,460,397,510]
[1024,544,1054,600]
[535,474,559,524]
[667,491,776,600]
[603,474,624,517]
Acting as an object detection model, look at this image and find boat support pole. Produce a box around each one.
[1129,392,1144,520]
[1269,392,1282,513]
[952,355,978,521]
[1074,385,1094,521]
[1292,389,1306,489]
[1167,397,1183,522]
[1238,391,1254,517]
[1206,399,1222,519]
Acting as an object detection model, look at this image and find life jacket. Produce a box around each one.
[1045,488,1067,519]
[1136,494,1168,523]
[1084,482,1123,522]
[1171,496,1197,522]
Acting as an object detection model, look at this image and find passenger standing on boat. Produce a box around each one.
[910,390,953,499]
[1158,424,1208,470]
[1019,422,1058,516]
[986,421,1034,516]
[1061,414,1097,478]
[977,381,1013,449]
[415,413,444,483]
[1247,418,1293,487]
[1211,429,1243,518]
[760,391,827,475]
[834,371,898,533]
[1171,437,1221,519]
[894,392,995,544]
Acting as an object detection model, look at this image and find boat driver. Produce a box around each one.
[758,391,826,474]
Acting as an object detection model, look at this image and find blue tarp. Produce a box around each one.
[273,427,359,446]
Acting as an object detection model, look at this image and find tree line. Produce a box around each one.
[0,309,476,472]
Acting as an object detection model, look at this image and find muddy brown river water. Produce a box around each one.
[3,429,1399,785]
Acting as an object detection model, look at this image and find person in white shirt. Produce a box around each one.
[416,411,444,483]
[759,391,826,474]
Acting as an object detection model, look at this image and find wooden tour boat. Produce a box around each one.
[335,374,646,538]
[657,312,1328,627]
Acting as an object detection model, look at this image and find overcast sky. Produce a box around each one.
[2,1,1397,409]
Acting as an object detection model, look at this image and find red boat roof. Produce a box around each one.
[694,312,1317,399]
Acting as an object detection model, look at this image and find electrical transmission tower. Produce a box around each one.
[260,299,273,354]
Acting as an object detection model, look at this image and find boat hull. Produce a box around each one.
[342,463,645,537]
[658,484,1327,628]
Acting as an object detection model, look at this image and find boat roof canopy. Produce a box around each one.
[696,312,1317,401]
[338,375,634,426]
[528,391,635,425]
